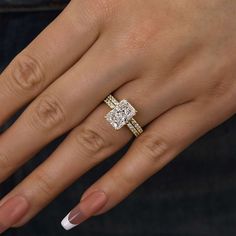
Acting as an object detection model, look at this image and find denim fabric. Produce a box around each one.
[0,0,67,7]
[0,2,236,236]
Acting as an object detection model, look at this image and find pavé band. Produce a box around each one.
[104,94,143,137]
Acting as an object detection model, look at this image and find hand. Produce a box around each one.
[0,0,235,232]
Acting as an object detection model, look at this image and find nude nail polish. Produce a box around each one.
[0,223,7,234]
[61,190,108,231]
[0,196,29,234]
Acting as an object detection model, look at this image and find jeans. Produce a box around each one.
[1,1,236,235]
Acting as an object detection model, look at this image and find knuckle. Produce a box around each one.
[94,0,117,18]
[7,54,44,94]
[207,77,232,99]
[29,94,66,130]
[137,134,169,163]
[206,59,235,99]
[119,21,156,55]
[33,171,54,198]
[74,126,109,156]
[0,153,9,169]
[0,153,13,180]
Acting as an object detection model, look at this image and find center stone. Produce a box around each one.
[105,100,137,130]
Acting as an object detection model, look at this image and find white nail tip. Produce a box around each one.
[61,213,77,231]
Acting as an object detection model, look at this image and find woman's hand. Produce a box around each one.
[0,0,235,232]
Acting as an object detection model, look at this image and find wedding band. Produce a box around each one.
[104,94,143,137]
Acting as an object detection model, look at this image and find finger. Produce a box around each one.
[0,103,131,229]
[0,31,134,182]
[0,74,191,227]
[0,0,102,125]
[0,196,29,234]
[61,96,234,230]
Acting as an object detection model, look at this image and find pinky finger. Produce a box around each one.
[61,98,234,231]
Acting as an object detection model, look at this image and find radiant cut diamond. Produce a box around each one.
[105,100,137,130]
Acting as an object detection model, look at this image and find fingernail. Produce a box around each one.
[61,190,108,231]
[0,196,29,234]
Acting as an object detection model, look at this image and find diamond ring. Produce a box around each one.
[104,94,143,137]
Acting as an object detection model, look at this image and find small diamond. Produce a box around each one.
[105,100,137,130]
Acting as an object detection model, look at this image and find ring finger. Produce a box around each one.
[0,75,191,227]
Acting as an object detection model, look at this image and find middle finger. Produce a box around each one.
[0,35,136,182]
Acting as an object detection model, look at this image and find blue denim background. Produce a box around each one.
[0,0,67,7]
[0,1,236,236]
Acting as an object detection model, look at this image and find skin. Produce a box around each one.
[0,0,236,229]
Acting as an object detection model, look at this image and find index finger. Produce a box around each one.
[0,0,102,125]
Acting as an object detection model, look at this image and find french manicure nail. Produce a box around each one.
[0,196,29,234]
[61,190,108,231]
